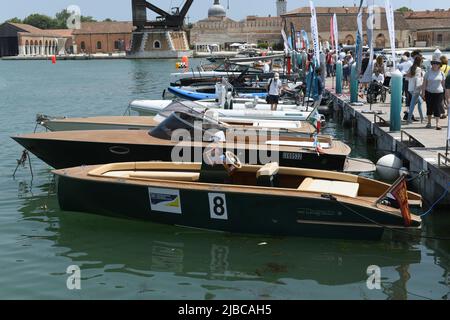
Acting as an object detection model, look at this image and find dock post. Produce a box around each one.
[335,60,343,94]
[350,63,358,103]
[390,70,403,132]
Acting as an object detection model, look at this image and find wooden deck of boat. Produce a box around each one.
[53,163,421,223]
[53,116,159,126]
[14,130,351,155]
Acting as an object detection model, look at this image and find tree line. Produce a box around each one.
[4,9,115,29]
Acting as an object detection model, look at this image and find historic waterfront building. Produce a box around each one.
[190,0,285,50]
[0,21,134,57]
[72,22,133,54]
[282,6,412,49]
[404,9,450,49]
[0,22,72,57]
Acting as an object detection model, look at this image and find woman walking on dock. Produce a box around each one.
[422,53,446,130]
[406,56,425,124]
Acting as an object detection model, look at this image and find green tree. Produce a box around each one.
[81,16,97,23]
[396,6,413,13]
[54,9,71,29]
[103,18,114,22]
[5,17,22,24]
[23,13,57,29]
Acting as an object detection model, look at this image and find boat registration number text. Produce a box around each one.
[282,152,303,160]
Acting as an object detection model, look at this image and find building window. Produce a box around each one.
[80,41,86,50]
[96,41,102,50]
[154,40,161,49]
[437,34,443,43]
[114,40,120,50]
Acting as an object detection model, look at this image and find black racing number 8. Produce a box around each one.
[213,196,225,216]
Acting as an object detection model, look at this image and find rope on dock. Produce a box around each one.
[418,182,450,218]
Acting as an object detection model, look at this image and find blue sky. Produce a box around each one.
[1,0,448,23]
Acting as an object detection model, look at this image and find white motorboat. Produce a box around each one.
[37,101,318,135]
[129,99,320,122]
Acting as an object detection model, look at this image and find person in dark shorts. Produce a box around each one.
[266,72,283,111]
[422,52,446,130]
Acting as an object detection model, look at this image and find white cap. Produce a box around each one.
[274,72,280,79]
[432,49,442,63]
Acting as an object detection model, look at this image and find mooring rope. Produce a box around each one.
[335,199,450,241]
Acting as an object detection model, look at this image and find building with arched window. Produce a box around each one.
[72,22,132,54]
[282,6,412,49]
[0,22,72,57]
[404,9,450,48]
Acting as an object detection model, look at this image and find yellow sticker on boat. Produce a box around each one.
[149,188,182,214]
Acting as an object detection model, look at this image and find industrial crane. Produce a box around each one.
[132,0,194,30]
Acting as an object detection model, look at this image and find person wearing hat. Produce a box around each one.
[266,72,283,111]
[421,50,446,130]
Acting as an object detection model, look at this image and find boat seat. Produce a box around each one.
[256,162,279,187]
[130,171,200,182]
[298,178,359,198]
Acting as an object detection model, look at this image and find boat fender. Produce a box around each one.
[376,154,402,181]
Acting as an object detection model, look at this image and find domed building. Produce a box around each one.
[208,0,227,18]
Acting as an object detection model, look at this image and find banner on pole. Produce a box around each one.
[333,13,339,57]
[385,0,397,69]
[363,3,375,81]
[301,30,310,50]
[309,0,320,64]
[355,0,364,75]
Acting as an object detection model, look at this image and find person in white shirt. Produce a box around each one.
[406,56,425,123]
[266,73,283,111]
[398,52,413,108]
[263,61,270,73]
[372,71,385,84]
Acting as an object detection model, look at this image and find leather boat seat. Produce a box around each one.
[298,178,359,198]
[256,162,279,187]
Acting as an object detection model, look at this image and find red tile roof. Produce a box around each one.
[72,22,133,34]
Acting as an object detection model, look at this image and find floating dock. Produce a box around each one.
[325,79,450,207]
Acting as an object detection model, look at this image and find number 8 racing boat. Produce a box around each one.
[53,153,421,240]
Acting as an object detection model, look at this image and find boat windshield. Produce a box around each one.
[150,109,228,141]
[157,100,206,119]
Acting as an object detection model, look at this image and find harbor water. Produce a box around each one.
[0,59,449,300]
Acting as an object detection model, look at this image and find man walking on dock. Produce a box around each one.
[267,73,283,111]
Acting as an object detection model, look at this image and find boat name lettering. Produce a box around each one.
[297,208,342,217]
[282,152,303,160]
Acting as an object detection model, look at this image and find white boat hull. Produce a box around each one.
[130,100,316,121]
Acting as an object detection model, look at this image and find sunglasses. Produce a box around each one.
[431,61,441,65]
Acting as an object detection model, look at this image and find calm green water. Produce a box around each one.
[0,59,449,300]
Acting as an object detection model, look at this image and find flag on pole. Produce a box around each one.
[281,27,290,51]
[363,3,375,81]
[385,0,397,69]
[389,176,412,227]
[309,1,320,64]
[307,107,322,134]
[301,30,310,50]
[333,14,339,57]
[355,0,364,75]
[330,16,335,51]
[290,22,297,51]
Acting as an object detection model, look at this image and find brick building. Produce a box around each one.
[72,21,133,54]
[282,6,412,49]
[404,9,450,49]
